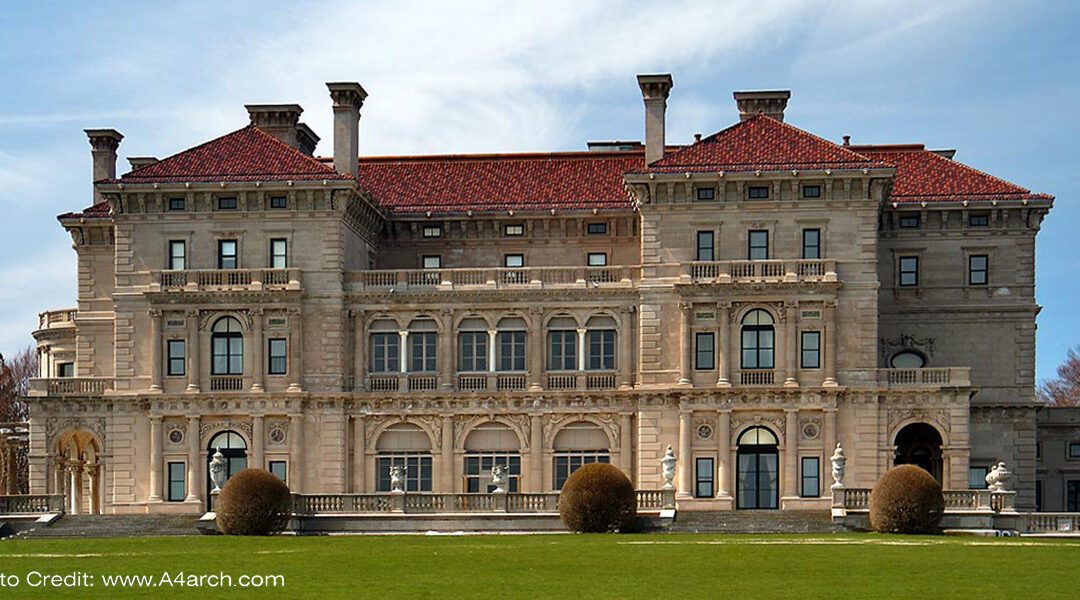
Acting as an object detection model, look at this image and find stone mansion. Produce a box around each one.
[26,75,1052,515]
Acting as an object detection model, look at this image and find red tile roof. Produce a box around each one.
[58,201,111,220]
[114,126,350,184]
[853,145,1053,203]
[636,114,885,173]
[352,151,642,214]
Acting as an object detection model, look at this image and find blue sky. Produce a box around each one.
[1,0,1077,380]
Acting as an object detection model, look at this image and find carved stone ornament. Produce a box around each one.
[985,462,1011,492]
[45,417,106,446]
[267,424,287,445]
[879,334,936,362]
[200,420,254,443]
[167,427,185,446]
[491,465,508,493]
[800,415,822,440]
[660,445,677,490]
[830,443,846,490]
[888,408,950,434]
[696,423,714,441]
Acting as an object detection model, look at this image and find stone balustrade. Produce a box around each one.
[27,377,110,397]
[683,259,838,284]
[0,494,65,514]
[877,367,970,388]
[837,487,1014,514]
[152,268,302,292]
[38,309,78,330]
[291,490,667,516]
[347,265,639,292]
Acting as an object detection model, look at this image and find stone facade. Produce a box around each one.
[25,75,1052,515]
[1035,406,1080,511]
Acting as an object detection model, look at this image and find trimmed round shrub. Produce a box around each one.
[215,468,292,536]
[868,465,944,534]
[559,463,637,533]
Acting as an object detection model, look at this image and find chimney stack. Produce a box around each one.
[245,104,320,155]
[85,128,123,203]
[326,82,368,176]
[733,90,791,122]
[637,74,673,165]
[127,156,158,171]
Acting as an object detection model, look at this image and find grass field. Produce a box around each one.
[1,533,1078,599]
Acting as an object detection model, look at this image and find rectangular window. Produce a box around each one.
[168,197,185,211]
[587,252,608,267]
[270,238,287,269]
[802,185,821,198]
[268,338,287,375]
[218,240,237,269]
[802,228,821,259]
[377,453,433,492]
[898,214,920,229]
[504,254,524,268]
[167,340,186,376]
[969,213,989,227]
[899,256,919,287]
[801,457,820,498]
[371,333,400,373]
[1069,443,1080,459]
[422,225,442,238]
[465,453,520,493]
[586,222,608,235]
[167,462,185,502]
[800,331,821,369]
[168,240,186,270]
[969,467,988,489]
[587,330,616,371]
[269,195,287,209]
[554,452,610,490]
[696,187,715,202]
[748,186,769,199]
[748,230,769,260]
[459,331,488,372]
[968,254,988,286]
[269,460,287,482]
[409,332,438,372]
[498,331,526,371]
[548,330,577,371]
[422,255,442,269]
[695,457,715,498]
[211,333,242,375]
[695,332,715,370]
[217,196,238,210]
[504,224,525,236]
[696,231,715,262]
[57,362,74,378]
[1069,481,1080,512]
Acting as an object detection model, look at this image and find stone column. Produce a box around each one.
[619,412,633,485]
[53,458,66,499]
[186,310,200,392]
[398,331,409,373]
[823,406,837,467]
[353,310,366,391]
[677,411,693,499]
[530,414,544,492]
[250,309,264,392]
[784,302,798,387]
[149,309,163,392]
[823,300,838,387]
[352,415,366,492]
[290,413,304,493]
[576,328,587,372]
[148,415,163,501]
[287,308,303,392]
[678,302,692,385]
[528,308,544,390]
[440,308,454,389]
[87,463,101,514]
[487,329,498,373]
[441,415,455,492]
[783,409,799,501]
[618,306,633,389]
[70,462,84,515]
[251,414,264,471]
[184,415,201,503]
[716,410,732,498]
[717,302,732,387]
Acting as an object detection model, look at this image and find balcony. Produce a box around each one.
[38,309,78,330]
[348,266,639,292]
[877,367,970,388]
[27,377,111,397]
[682,259,837,284]
[151,268,301,292]
[736,370,775,386]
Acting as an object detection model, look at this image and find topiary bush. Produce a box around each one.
[559,462,637,533]
[215,468,292,536]
[868,464,944,534]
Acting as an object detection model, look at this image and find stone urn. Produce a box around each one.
[389,465,406,493]
[660,445,677,490]
[491,465,507,494]
[208,448,226,493]
[830,443,847,490]
[987,462,1011,492]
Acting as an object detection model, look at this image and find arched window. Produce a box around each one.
[458,317,488,373]
[552,421,610,489]
[211,317,243,375]
[497,317,527,372]
[463,422,521,492]
[207,430,247,507]
[894,422,943,481]
[585,315,617,371]
[740,309,774,370]
[890,351,926,369]
[736,426,779,509]
[375,423,433,492]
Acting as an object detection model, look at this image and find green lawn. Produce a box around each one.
[1,533,1077,599]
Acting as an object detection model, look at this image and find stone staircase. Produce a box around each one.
[668,510,846,534]
[14,514,201,539]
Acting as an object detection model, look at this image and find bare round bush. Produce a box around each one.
[215,468,292,536]
[868,465,944,534]
[559,463,637,533]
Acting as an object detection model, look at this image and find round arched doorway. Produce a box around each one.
[206,430,247,508]
[893,423,943,481]
[736,426,779,509]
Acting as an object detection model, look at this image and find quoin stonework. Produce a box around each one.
[25,74,1052,515]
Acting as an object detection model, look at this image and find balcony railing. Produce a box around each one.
[38,309,78,329]
[878,367,970,388]
[209,376,243,392]
[684,259,837,284]
[0,494,65,514]
[291,489,670,516]
[737,370,775,386]
[27,377,110,397]
[153,268,301,292]
[348,266,639,292]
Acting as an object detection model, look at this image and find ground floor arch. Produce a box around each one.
[893,422,943,482]
[53,429,103,515]
[736,426,779,509]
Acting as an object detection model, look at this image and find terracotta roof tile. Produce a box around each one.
[114,126,349,184]
[58,201,111,220]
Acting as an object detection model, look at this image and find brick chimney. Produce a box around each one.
[245,104,320,155]
[733,90,791,122]
[84,128,123,202]
[637,74,673,165]
[326,82,368,176]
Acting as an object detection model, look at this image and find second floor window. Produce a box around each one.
[270,239,287,269]
[168,240,186,270]
[802,229,821,259]
[218,240,237,269]
[741,309,775,370]
[587,330,616,370]
[899,256,919,286]
[499,331,526,371]
[748,230,769,260]
[548,330,577,371]
[409,332,438,372]
[801,331,821,369]
[459,331,488,372]
[268,338,287,375]
[696,231,715,261]
[969,254,988,285]
[167,340,185,376]
[695,332,715,370]
[371,332,400,373]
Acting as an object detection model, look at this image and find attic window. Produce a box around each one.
[802,185,821,198]
[422,225,442,238]
[969,213,989,227]
[696,187,715,202]
[504,224,525,237]
[747,186,769,199]
[168,197,185,211]
[898,214,920,229]
[269,195,287,209]
[217,196,238,210]
[586,223,608,235]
